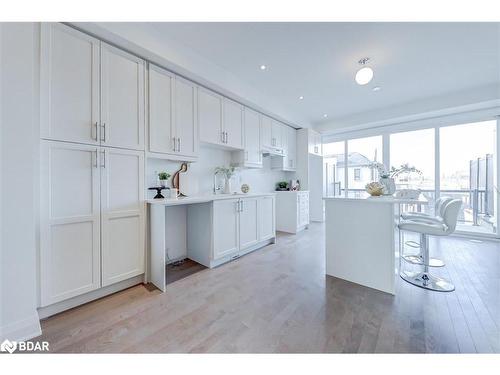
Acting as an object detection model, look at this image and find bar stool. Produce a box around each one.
[400,196,453,267]
[398,199,462,292]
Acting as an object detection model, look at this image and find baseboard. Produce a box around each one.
[37,274,145,320]
[0,312,42,342]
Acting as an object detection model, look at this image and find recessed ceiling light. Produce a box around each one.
[299,96,304,100]
[355,57,374,85]
[260,65,267,70]
[372,86,381,92]
[323,114,328,118]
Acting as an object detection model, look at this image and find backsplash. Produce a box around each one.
[146,146,294,199]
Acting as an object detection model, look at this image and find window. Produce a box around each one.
[323,141,345,196]
[354,168,361,180]
[440,120,496,234]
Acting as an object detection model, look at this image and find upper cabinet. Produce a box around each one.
[148,65,198,161]
[198,88,243,150]
[271,125,297,172]
[260,115,273,149]
[101,43,145,150]
[308,129,323,156]
[271,120,284,149]
[232,107,262,168]
[40,23,145,150]
[40,23,100,145]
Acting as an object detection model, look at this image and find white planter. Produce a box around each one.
[159,179,167,187]
[224,178,231,194]
[379,177,396,195]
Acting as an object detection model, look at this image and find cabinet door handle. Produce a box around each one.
[101,123,107,143]
[178,137,181,152]
[245,151,248,161]
[93,122,98,141]
[172,137,177,152]
[94,150,98,168]
[224,131,228,144]
[101,150,106,168]
[221,131,225,143]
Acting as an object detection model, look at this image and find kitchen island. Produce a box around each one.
[324,195,427,294]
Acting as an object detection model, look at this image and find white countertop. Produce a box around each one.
[323,195,428,205]
[147,192,275,206]
[274,190,309,193]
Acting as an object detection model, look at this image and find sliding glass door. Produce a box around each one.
[323,141,345,197]
[346,136,383,197]
[440,120,497,234]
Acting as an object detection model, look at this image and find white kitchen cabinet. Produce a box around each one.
[40,23,100,145]
[271,120,284,149]
[148,64,175,155]
[259,195,276,241]
[223,98,244,149]
[101,43,145,151]
[260,115,273,149]
[308,129,323,156]
[275,191,309,234]
[232,107,262,168]
[213,199,240,259]
[239,197,259,250]
[148,65,198,161]
[101,148,145,287]
[271,125,297,171]
[40,141,101,306]
[198,87,223,146]
[174,77,198,159]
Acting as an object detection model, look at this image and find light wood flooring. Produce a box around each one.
[36,223,500,353]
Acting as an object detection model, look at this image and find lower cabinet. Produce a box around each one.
[212,195,275,263]
[40,140,145,306]
[275,191,309,234]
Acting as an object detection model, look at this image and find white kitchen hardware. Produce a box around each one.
[275,191,310,233]
[40,23,145,151]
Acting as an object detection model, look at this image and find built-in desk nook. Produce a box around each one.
[148,193,276,292]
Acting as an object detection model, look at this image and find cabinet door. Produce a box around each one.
[101,148,145,287]
[287,127,297,170]
[239,198,259,250]
[198,87,223,146]
[259,196,275,241]
[213,199,239,259]
[175,77,198,158]
[40,23,100,145]
[271,120,283,148]
[223,98,244,149]
[149,64,175,154]
[101,43,145,150]
[40,141,100,306]
[260,115,273,149]
[298,193,310,227]
[244,108,262,165]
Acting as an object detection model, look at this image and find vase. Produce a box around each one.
[159,179,167,187]
[379,177,396,195]
[224,178,231,194]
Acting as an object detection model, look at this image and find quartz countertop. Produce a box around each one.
[147,192,276,206]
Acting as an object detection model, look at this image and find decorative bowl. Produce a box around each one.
[365,182,385,196]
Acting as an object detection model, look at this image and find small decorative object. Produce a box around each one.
[215,166,236,194]
[149,186,169,199]
[241,183,250,194]
[373,162,422,196]
[172,163,189,197]
[395,189,422,200]
[365,181,384,196]
[158,172,171,188]
[276,181,289,191]
[170,187,179,199]
[290,179,300,191]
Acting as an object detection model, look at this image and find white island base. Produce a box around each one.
[324,196,427,295]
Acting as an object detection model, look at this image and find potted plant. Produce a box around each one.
[372,162,422,195]
[276,181,289,191]
[215,166,236,194]
[158,171,171,187]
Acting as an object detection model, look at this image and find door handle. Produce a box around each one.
[94,150,98,168]
[221,131,225,143]
[93,122,98,141]
[178,137,181,152]
[100,150,106,168]
[101,123,107,143]
[172,137,177,152]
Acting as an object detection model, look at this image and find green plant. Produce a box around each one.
[215,166,236,179]
[389,163,422,178]
[158,172,171,180]
[277,181,289,189]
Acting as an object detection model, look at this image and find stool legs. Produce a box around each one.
[400,233,455,292]
[402,232,445,267]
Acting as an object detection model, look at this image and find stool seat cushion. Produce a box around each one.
[402,215,444,224]
[398,220,449,236]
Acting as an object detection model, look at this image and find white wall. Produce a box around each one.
[0,23,41,341]
[146,146,294,199]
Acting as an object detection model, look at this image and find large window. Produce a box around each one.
[390,128,435,214]
[440,120,496,234]
[322,118,498,237]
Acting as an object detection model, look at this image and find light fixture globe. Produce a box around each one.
[355,66,373,85]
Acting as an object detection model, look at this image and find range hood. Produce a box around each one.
[262,147,285,157]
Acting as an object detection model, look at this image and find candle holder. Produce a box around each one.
[148,186,169,199]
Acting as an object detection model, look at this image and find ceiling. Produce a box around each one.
[112,23,500,129]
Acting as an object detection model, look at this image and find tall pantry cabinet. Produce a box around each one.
[39,23,146,307]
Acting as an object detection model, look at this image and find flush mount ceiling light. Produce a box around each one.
[355,57,374,85]
[299,96,304,100]
[260,64,267,70]
[323,114,328,118]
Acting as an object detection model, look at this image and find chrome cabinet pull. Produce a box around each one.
[93,122,98,141]
[94,150,98,168]
[221,131,225,144]
[178,137,181,152]
[101,150,106,168]
[101,123,107,142]
[172,137,177,152]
